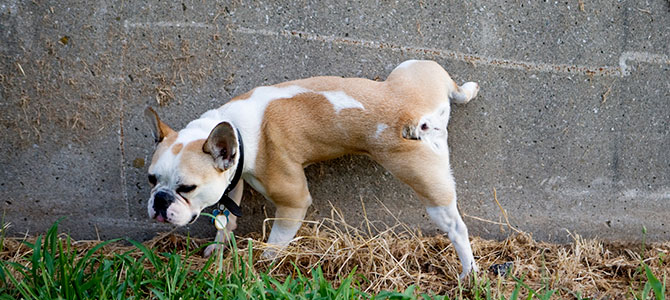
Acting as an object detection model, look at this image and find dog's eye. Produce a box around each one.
[176,184,197,194]
[148,174,157,186]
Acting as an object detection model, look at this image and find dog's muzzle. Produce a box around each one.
[152,190,174,222]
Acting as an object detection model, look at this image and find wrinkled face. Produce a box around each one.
[144,107,241,226]
[147,136,231,226]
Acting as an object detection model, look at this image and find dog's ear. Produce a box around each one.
[144,107,175,143]
[203,122,238,171]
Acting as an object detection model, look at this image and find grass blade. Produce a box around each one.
[643,263,666,300]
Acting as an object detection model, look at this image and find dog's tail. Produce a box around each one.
[448,82,479,104]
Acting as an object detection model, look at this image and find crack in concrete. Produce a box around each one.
[123,20,210,29]
[119,24,130,218]
[123,20,670,77]
[618,51,670,76]
[121,20,670,78]
[234,26,670,78]
[118,83,129,218]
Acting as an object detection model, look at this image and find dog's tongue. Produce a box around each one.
[156,215,166,223]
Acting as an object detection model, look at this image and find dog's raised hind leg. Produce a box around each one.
[449,82,479,104]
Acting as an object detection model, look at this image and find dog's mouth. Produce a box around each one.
[151,207,200,226]
[188,213,199,224]
[150,189,201,225]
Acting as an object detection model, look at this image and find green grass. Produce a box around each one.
[0,221,666,299]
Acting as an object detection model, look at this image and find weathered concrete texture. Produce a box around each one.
[1,1,669,243]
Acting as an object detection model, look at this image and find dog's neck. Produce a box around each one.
[215,127,244,217]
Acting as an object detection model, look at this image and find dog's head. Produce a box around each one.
[143,107,240,226]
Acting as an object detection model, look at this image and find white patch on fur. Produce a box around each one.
[266,220,302,248]
[374,123,388,139]
[414,104,451,153]
[263,219,303,259]
[426,204,477,278]
[394,59,419,71]
[450,82,479,104]
[319,91,365,114]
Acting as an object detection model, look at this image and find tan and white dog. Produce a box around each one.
[144,60,479,278]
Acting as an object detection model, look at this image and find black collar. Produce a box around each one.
[216,128,244,217]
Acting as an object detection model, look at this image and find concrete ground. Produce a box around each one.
[1,1,669,243]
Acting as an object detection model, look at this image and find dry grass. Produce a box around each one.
[1,210,668,299]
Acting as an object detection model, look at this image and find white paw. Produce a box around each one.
[449,81,479,104]
[460,82,479,103]
[459,262,479,280]
[261,247,281,260]
[204,243,225,258]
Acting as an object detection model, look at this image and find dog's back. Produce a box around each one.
[224,60,468,166]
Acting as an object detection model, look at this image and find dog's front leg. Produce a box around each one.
[204,229,227,257]
[204,180,243,257]
[263,200,311,259]
[259,165,313,259]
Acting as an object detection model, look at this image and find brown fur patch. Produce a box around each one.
[171,143,183,155]
[158,121,176,141]
[151,131,178,166]
[251,61,459,208]
[178,139,219,183]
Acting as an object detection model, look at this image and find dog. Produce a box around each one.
[144,60,479,278]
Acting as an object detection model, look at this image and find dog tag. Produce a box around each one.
[214,214,228,230]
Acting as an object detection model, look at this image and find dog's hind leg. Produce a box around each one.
[373,148,477,279]
[425,199,478,279]
[418,176,477,279]
[448,82,479,104]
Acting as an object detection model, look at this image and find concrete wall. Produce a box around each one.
[1,1,668,243]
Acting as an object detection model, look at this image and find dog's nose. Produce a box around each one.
[153,191,174,221]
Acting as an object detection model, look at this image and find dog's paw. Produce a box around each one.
[261,247,282,260]
[450,82,479,104]
[204,243,226,258]
[459,262,479,280]
[461,82,479,101]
